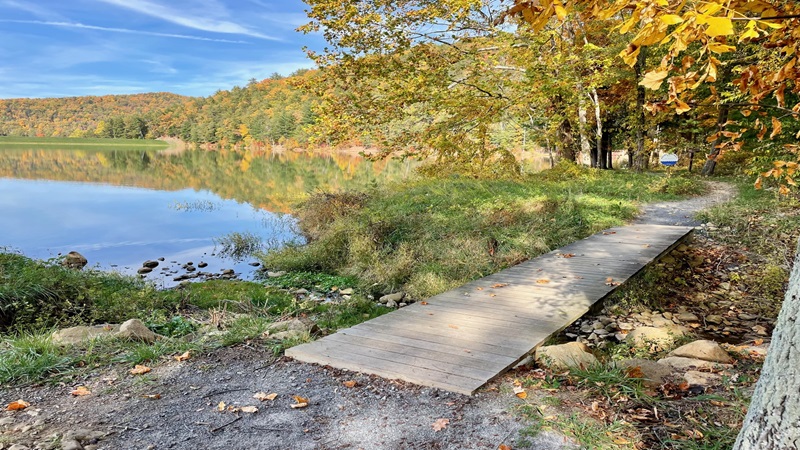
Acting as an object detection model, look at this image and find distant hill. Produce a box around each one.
[0,93,190,139]
[0,70,319,147]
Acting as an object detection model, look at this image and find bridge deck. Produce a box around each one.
[286,224,693,395]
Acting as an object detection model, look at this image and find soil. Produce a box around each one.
[0,181,751,450]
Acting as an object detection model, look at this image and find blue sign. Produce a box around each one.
[660,153,679,167]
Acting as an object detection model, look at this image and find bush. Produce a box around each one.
[647,175,705,196]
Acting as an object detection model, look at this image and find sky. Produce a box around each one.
[0,0,323,99]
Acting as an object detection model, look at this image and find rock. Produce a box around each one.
[676,312,699,322]
[157,257,165,261]
[739,313,758,321]
[705,315,723,325]
[580,324,594,333]
[535,342,598,370]
[592,321,605,330]
[293,288,309,295]
[249,262,261,267]
[735,343,769,358]
[137,267,153,274]
[116,319,158,343]
[379,292,405,304]
[684,370,723,387]
[668,340,733,363]
[657,356,733,371]
[186,265,196,272]
[718,282,731,291]
[142,260,159,269]
[752,325,768,335]
[616,358,674,387]
[386,300,398,308]
[52,325,116,345]
[649,316,674,327]
[339,288,354,296]
[625,326,685,349]
[61,251,88,270]
[9,444,30,450]
[617,322,634,331]
[198,262,208,268]
[266,318,319,339]
[61,439,83,450]
[0,417,15,426]
[662,312,673,320]
[267,271,287,278]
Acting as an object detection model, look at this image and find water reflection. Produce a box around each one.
[0,145,413,285]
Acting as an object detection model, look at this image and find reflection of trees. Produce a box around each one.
[0,147,411,213]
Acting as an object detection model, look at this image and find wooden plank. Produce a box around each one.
[287,224,694,395]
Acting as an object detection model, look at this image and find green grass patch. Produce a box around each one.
[0,331,72,384]
[262,271,358,292]
[262,163,703,299]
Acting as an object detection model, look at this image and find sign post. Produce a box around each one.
[659,153,679,177]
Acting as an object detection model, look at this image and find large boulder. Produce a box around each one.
[667,340,733,364]
[535,342,598,370]
[657,356,733,371]
[61,251,88,270]
[116,319,159,342]
[615,358,675,387]
[625,326,686,350]
[52,325,116,345]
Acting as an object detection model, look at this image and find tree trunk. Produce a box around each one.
[578,88,592,167]
[734,240,800,449]
[700,104,730,176]
[558,119,577,162]
[634,47,648,171]
[589,89,603,169]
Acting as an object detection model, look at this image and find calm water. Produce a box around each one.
[0,143,413,285]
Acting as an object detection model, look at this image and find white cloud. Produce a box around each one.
[0,19,251,43]
[94,0,281,40]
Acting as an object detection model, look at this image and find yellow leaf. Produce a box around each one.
[253,392,278,401]
[779,185,790,196]
[70,386,91,396]
[771,117,783,139]
[291,395,309,409]
[660,15,684,25]
[513,384,528,399]
[554,5,567,21]
[6,400,30,411]
[174,351,191,362]
[704,16,734,37]
[343,380,358,388]
[217,401,226,411]
[142,394,161,400]
[739,21,760,42]
[240,406,259,414]
[675,99,692,114]
[708,42,735,53]
[754,177,763,190]
[639,70,669,90]
[536,279,550,284]
[129,365,151,375]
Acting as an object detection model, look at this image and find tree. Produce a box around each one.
[733,239,800,449]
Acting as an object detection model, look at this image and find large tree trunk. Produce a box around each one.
[633,47,648,171]
[734,240,800,449]
[578,90,592,167]
[589,89,603,169]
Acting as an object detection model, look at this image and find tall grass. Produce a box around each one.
[262,163,703,299]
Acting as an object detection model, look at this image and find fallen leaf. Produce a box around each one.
[174,351,191,361]
[448,324,459,329]
[536,279,550,284]
[291,395,309,409]
[513,385,527,399]
[241,406,259,413]
[560,253,575,258]
[254,392,278,401]
[129,365,151,375]
[626,366,644,379]
[431,418,450,431]
[498,445,512,450]
[217,401,226,412]
[70,386,91,396]
[343,380,358,388]
[491,283,508,288]
[476,287,484,291]
[142,394,161,400]
[6,400,30,411]
[754,338,764,346]
[602,231,617,235]
[490,294,497,297]
[420,301,429,305]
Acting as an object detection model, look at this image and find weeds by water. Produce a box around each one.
[213,231,263,261]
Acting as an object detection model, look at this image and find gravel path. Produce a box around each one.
[634,181,736,226]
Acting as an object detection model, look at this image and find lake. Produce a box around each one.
[0,140,414,286]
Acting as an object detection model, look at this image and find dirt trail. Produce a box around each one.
[634,181,736,226]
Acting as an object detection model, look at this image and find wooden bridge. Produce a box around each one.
[286,224,693,395]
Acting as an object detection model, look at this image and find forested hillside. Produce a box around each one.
[0,93,189,139]
[0,70,318,148]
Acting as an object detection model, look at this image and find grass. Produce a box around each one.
[0,136,168,148]
[262,162,705,299]
[0,331,72,384]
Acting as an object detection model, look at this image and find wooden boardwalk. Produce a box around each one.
[286,224,693,395]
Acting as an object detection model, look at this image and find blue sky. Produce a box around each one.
[0,0,322,99]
